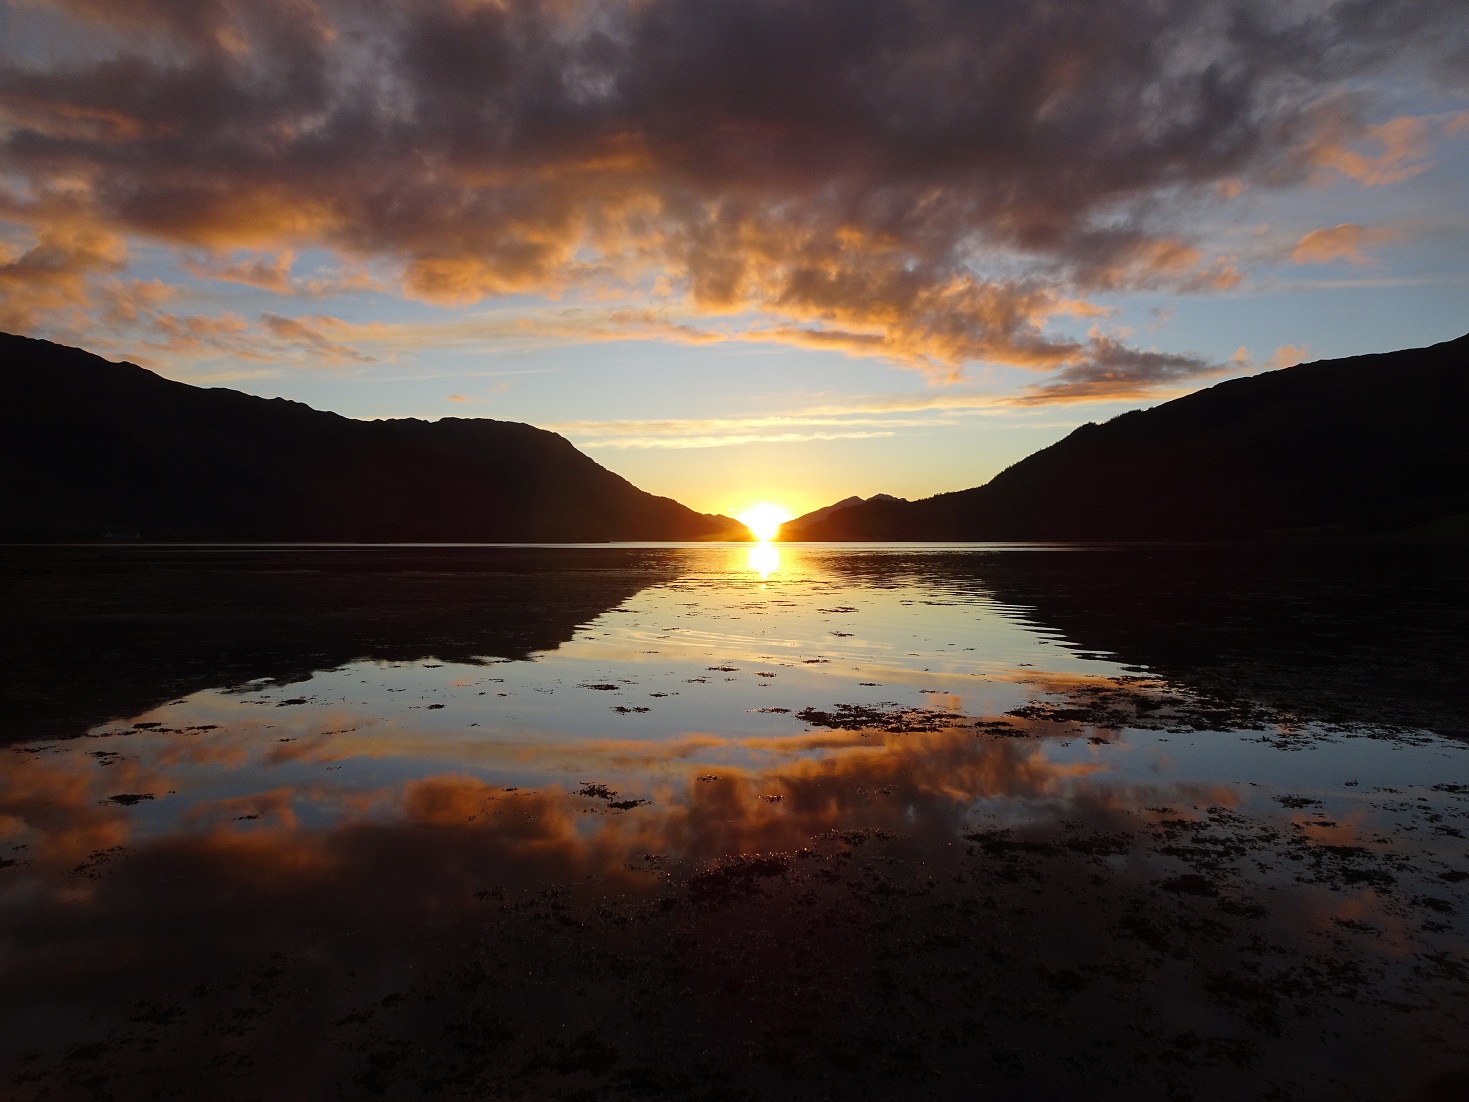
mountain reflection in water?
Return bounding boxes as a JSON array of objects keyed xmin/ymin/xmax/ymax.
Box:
[{"xmin": 1, "ymin": 543, "xmax": 1467, "ymax": 1101}]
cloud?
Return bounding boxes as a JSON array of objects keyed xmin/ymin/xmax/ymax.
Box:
[
  {"xmin": 1, "ymin": 0, "xmax": 1466, "ymax": 390},
  {"xmin": 545, "ymin": 388, "xmax": 1067, "ymax": 449},
  {"xmin": 183, "ymin": 250, "xmax": 297, "ymax": 293},
  {"xmin": 181, "ymin": 249, "xmax": 388, "ymax": 296},
  {"xmin": 550, "ymin": 414, "xmax": 953, "ymax": 439},
  {"xmin": 260, "ymin": 312, "xmax": 375, "ymax": 364},
  {"xmin": 0, "ymin": 207, "xmax": 126, "ymax": 330},
  {"xmin": 579, "ymin": 430, "xmax": 897, "ymax": 451},
  {"xmin": 1267, "ymin": 343, "xmax": 1311, "ymax": 369},
  {"xmin": 1311, "ymin": 115, "xmax": 1434, "ymax": 187},
  {"xmin": 549, "ymin": 380, "xmax": 1141, "ymax": 449},
  {"xmin": 52, "ymin": 288, "xmax": 379, "ymax": 369},
  {"xmin": 1012, "ymin": 337, "xmax": 1226, "ymax": 405},
  {"xmin": 314, "ymin": 303, "xmax": 1179, "ymax": 391},
  {"xmin": 1291, "ymin": 223, "xmax": 1399, "ymax": 264}
]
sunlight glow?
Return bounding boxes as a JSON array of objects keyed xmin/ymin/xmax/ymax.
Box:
[
  {"xmin": 735, "ymin": 502, "xmax": 793, "ymax": 542},
  {"xmin": 746, "ymin": 542, "xmax": 780, "ymax": 579}
]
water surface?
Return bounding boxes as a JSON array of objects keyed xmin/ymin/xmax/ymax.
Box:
[{"xmin": 2, "ymin": 543, "xmax": 1467, "ymax": 1100}]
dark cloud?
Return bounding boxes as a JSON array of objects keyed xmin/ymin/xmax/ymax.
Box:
[
  {"xmin": 1013, "ymin": 337, "xmax": 1231, "ymax": 404},
  {"xmin": 1, "ymin": 0, "xmax": 1464, "ymax": 391}
]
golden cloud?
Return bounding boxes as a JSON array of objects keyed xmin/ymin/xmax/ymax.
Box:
[
  {"xmin": 1, "ymin": 0, "xmax": 1464, "ymax": 395},
  {"xmin": 1291, "ymin": 224, "xmax": 1400, "ymax": 265}
]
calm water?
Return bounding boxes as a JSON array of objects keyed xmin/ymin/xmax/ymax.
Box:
[{"xmin": 2, "ymin": 543, "xmax": 1467, "ymax": 1100}]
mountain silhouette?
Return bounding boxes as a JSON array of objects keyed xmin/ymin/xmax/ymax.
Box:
[
  {"xmin": 788, "ymin": 493, "xmax": 907, "ymax": 529},
  {"xmin": 782, "ymin": 333, "xmax": 1469, "ymax": 541},
  {"xmin": 0, "ymin": 333, "xmax": 747, "ymax": 543}
]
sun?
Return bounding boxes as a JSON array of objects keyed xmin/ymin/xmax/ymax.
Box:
[{"xmin": 735, "ymin": 502, "xmax": 793, "ymax": 542}]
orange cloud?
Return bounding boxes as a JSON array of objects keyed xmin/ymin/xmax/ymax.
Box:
[
  {"xmin": 53, "ymin": 292, "xmax": 380, "ymax": 368},
  {"xmin": 2, "ymin": 0, "xmax": 1464, "ymax": 394},
  {"xmin": 260, "ymin": 312, "xmax": 375, "ymax": 364},
  {"xmin": 1291, "ymin": 224, "xmax": 1399, "ymax": 265},
  {"xmin": 0, "ymin": 211, "xmax": 126, "ymax": 330},
  {"xmin": 1267, "ymin": 344, "xmax": 1310, "ymax": 369},
  {"xmin": 182, "ymin": 251, "xmax": 296, "ymax": 292},
  {"xmin": 1312, "ymin": 116, "xmax": 1434, "ymax": 187}
]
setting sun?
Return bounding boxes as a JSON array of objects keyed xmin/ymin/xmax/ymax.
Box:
[{"xmin": 735, "ymin": 502, "xmax": 793, "ymax": 542}]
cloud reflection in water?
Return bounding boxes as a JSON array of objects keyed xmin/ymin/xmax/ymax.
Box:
[{"xmin": 2, "ymin": 545, "xmax": 1467, "ymax": 1101}]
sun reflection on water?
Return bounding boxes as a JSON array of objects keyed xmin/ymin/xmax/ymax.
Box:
[{"xmin": 747, "ymin": 541, "xmax": 780, "ymax": 579}]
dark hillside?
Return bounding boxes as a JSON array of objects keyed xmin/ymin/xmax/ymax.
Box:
[
  {"xmin": 783, "ymin": 333, "xmax": 1469, "ymax": 540},
  {"xmin": 0, "ymin": 333, "xmax": 744, "ymax": 542}
]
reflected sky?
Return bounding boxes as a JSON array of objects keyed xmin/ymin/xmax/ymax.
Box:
[{"xmin": 2, "ymin": 544, "xmax": 1467, "ymax": 1100}]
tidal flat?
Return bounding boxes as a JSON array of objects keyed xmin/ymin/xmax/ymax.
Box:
[{"xmin": 1, "ymin": 543, "xmax": 1467, "ymax": 1101}]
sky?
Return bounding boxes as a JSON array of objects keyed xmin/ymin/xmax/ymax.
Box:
[{"xmin": 1, "ymin": 0, "xmax": 1467, "ymax": 519}]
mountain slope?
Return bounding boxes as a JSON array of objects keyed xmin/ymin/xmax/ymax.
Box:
[
  {"xmin": 0, "ymin": 333, "xmax": 745, "ymax": 542},
  {"xmin": 788, "ymin": 494, "xmax": 907, "ymax": 530},
  {"xmin": 782, "ymin": 333, "xmax": 1469, "ymax": 541}
]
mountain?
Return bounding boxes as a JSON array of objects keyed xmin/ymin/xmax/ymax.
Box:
[
  {"xmin": 787, "ymin": 493, "xmax": 907, "ymax": 529},
  {"xmin": 780, "ymin": 333, "xmax": 1469, "ymax": 541},
  {"xmin": 0, "ymin": 333, "xmax": 747, "ymax": 542}
]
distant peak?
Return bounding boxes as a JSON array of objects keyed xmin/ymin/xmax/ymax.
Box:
[{"xmin": 785, "ymin": 493, "xmax": 909, "ymax": 530}]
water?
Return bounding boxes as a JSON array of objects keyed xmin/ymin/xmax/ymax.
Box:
[{"xmin": 2, "ymin": 543, "xmax": 1467, "ymax": 1100}]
